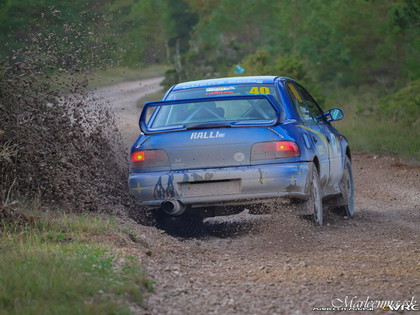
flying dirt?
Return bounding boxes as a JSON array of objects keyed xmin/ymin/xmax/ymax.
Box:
[{"xmin": 96, "ymin": 78, "xmax": 420, "ymax": 314}]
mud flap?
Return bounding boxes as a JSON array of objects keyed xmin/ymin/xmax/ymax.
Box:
[{"xmin": 293, "ymin": 162, "xmax": 315, "ymax": 215}]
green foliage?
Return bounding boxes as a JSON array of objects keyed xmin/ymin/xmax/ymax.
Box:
[
  {"xmin": 2, "ymin": 0, "xmax": 418, "ymax": 83},
  {"xmin": 0, "ymin": 0, "xmax": 198, "ymax": 67},
  {"xmin": 226, "ymin": 50, "xmax": 328, "ymax": 104},
  {"xmin": 378, "ymin": 79, "xmax": 420, "ymax": 126},
  {"xmin": 161, "ymin": 69, "xmax": 180, "ymax": 90},
  {"xmin": 186, "ymin": 0, "xmax": 420, "ymax": 87},
  {"xmin": 228, "ymin": 50, "xmax": 270, "ymax": 76},
  {"xmin": 326, "ymin": 86, "xmax": 420, "ymax": 160},
  {"xmin": 0, "ymin": 1, "xmax": 115, "ymax": 66},
  {"xmin": 272, "ymin": 55, "xmax": 307, "ymax": 81},
  {"xmin": 391, "ymin": 0, "xmax": 420, "ymax": 31},
  {"xmin": 228, "ymin": 50, "xmax": 306, "ymax": 79}
]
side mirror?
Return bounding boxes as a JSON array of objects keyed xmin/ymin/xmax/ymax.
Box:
[{"xmin": 324, "ymin": 108, "xmax": 344, "ymax": 122}]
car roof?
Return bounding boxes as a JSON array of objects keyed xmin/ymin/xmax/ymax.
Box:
[{"xmin": 171, "ymin": 76, "xmax": 290, "ymax": 91}]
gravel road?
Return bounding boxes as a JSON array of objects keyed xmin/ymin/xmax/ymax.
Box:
[
  {"xmin": 94, "ymin": 77, "xmax": 164, "ymax": 148},
  {"xmin": 97, "ymin": 78, "xmax": 420, "ymax": 314}
]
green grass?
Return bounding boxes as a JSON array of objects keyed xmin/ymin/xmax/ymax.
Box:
[
  {"xmin": 325, "ymin": 88, "xmax": 420, "ymax": 163},
  {"xmin": 338, "ymin": 118, "xmax": 420, "ymax": 161},
  {"xmin": 0, "ymin": 208, "xmax": 153, "ymax": 315}
]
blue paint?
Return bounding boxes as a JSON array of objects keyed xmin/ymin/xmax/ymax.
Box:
[{"xmin": 129, "ymin": 76, "xmax": 351, "ymax": 215}]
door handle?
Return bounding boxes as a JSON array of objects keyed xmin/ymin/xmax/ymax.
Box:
[{"xmin": 313, "ymin": 136, "xmax": 318, "ymax": 143}]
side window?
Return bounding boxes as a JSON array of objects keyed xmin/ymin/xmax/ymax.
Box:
[
  {"xmin": 295, "ymin": 84, "xmax": 324, "ymax": 124},
  {"xmin": 286, "ymin": 82, "xmax": 316, "ymax": 124}
]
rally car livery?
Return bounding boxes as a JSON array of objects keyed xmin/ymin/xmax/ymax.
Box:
[{"xmin": 129, "ymin": 76, "xmax": 354, "ymax": 226}]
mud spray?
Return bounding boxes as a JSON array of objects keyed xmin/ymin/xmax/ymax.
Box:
[{"xmin": 0, "ymin": 11, "xmax": 137, "ymax": 217}]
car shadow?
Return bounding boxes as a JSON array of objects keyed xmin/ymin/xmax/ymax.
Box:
[
  {"xmin": 156, "ymin": 212, "xmax": 271, "ymax": 239},
  {"xmin": 133, "ymin": 208, "xmax": 356, "ymax": 239}
]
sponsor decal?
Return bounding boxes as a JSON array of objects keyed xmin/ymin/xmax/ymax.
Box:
[
  {"xmin": 297, "ymin": 125, "xmax": 331, "ymax": 158},
  {"xmin": 190, "ymin": 131, "xmax": 225, "ymax": 140},
  {"xmin": 205, "ymin": 90, "xmax": 234, "ymax": 96},
  {"xmin": 132, "ymin": 182, "xmax": 148, "ymax": 194},
  {"xmin": 249, "ymin": 86, "xmax": 270, "ymax": 94},
  {"xmin": 233, "ymin": 152, "xmax": 245, "ymax": 162},
  {"xmin": 205, "ymin": 86, "xmax": 236, "ymax": 96},
  {"xmin": 288, "ymin": 83, "xmax": 303, "ymax": 102},
  {"xmin": 179, "ymin": 79, "xmax": 263, "ymax": 89},
  {"xmin": 205, "ymin": 86, "xmax": 236, "ymax": 92}
]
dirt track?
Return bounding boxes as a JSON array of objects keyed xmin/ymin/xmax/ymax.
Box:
[
  {"xmin": 97, "ymin": 79, "xmax": 420, "ymax": 314},
  {"xmin": 95, "ymin": 77, "xmax": 164, "ymax": 148}
]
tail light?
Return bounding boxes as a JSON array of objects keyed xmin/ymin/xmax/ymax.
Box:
[
  {"xmin": 131, "ymin": 150, "xmax": 170, "ymax": 168},
  {"xmin": 251, "ymin": 141, "xmax": 300, "ymax": 160}
]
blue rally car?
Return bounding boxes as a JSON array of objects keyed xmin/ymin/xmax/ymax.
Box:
[{"xmin": 129, "ymin": 76, "xmax": 354, "ymax": 226}]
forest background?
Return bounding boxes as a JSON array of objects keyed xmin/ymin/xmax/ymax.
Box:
[
  {"xmin": 0, "ymin": 1, "xmax": 419, "ymax": 312},
  {"xmin": 1, "ymin": 0, "xmax": 419, "ymax": 160}
]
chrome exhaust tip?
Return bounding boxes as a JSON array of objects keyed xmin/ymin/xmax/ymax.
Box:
[{"xmin": 161, "ymin": 200, "xmax": 185, "ymax": 216}]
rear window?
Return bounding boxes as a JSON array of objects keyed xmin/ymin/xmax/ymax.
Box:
[
  {"xmin": 151, "ymin": 97, "xmax": 277, "ymax": 128},
  {"xmin": 166, "ymin": 84, "xmax": 280, "ymax": 103}
]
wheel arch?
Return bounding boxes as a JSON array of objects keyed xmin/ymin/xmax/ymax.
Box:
[
  {"xmin": 345, "ymin": 146, "xmax": 352, "ymax": 161},
  {"xmin": 312, "ymin": 155, "xmax": 320, "ymax": 174}
]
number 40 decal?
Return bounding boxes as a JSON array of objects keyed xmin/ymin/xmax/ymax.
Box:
[{"xmin": 250, "ymin": 86, "xmax": 270, "ymax": 94}]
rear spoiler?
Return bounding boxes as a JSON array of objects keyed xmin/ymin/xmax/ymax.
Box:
[{"xmin": 139, "ymin": 94, "xmax": 286, "ymax": 134}]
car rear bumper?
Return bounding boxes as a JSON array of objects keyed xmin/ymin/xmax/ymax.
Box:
[{"xmin": 128, "ymin": 162, "xmax": 311, "ymax": 208}]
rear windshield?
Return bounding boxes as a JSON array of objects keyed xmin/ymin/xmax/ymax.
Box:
[
  {"xmin": 151, "ymin": 97, "xmax": 277, "ymax": 128},
  {"xmin": 166, "ymin": 84, "xmax": 280, "ymax": 103}
]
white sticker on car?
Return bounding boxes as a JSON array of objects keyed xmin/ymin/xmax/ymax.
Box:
[
  {"xmin": 205, "ymin": 86, "xmax": 236, "ymax": 92},
  {"xmin": 234, "ymin": 152, "xmax": 245, "ymax": 161},
  {"xmin": 190, "ymin": 131, "xmax": 225, "ymax": 140}
]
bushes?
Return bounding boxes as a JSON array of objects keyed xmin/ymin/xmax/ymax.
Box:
[
  {"xmin": 378, "ymin": 79, "xmax": 420, "ymax": 126},
  {"xmin": 228, "ymin": 50, "xmax": 306, "ymax": 81},
  {"xmin": 160, "ymin": 68, "xmax": 179, "ymax": 90}
]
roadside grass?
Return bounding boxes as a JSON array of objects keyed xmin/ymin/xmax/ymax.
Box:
[
  {"xmin": 87, "ymin": 64, "xmax": 169, "ymax": 89},
  {"xmin": 49, "ymin": 64, "xmax": 168, "ymax": 94},
  {"xmin": 0, "ymin": 204, "xmax": 153, "ymax": 315},
  {"xmin": 326, "ymin": 88, "xmax": 420, "ymax": 163},
  {"xmin": 136, "ymin": 90, "xmax": 166, "ymax": 111},
  {"xmin": 338, "ymin": 118, "xmax": 420, "ymax": 162}
]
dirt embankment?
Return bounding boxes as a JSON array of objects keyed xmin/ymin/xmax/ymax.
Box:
[{"xmin": 101, "ymin": 79, "xmax": 420, "ymax": 315}]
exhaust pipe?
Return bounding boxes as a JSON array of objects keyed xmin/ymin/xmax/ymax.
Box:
[{"xmin": 161, "ymin": 200, "xmax": 186, "ymax": 216}]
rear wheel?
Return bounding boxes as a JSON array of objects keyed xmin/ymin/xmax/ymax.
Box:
[
  {"xmin": 339, "ymin": 156, "xmax": 355, "ymax": 218},
  {"xmin": 303, "ymin": 163, "xmax": 323, "ymax": 226},
  {"xmin": 311, "ymin": 164, "xmax": 323, "ymax": 226}
]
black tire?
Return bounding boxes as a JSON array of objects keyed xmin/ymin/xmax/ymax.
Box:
[
  {"xmin": 308, "ymin": 163, "xmax": 323, "ymax": 226},
  {"xmin": 339, "ymin": 156, "xmax": 355, "ymax": 218}
]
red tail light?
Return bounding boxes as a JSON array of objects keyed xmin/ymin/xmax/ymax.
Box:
[
  {"xmin": 131, "ymin": 150, "xmax": 170, "ymax": 168},
  {"xmin": 251, "ymin": 141, "xmax": 300, "ymax": 160}
]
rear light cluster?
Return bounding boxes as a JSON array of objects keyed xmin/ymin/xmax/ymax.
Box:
[
  {"xmin": 131, "ymin": 149, "xmax": 170, "ymax": 168},
  {"xmin": 251, "ymin": 141, "xmax": 300, "ymax": 160}
]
